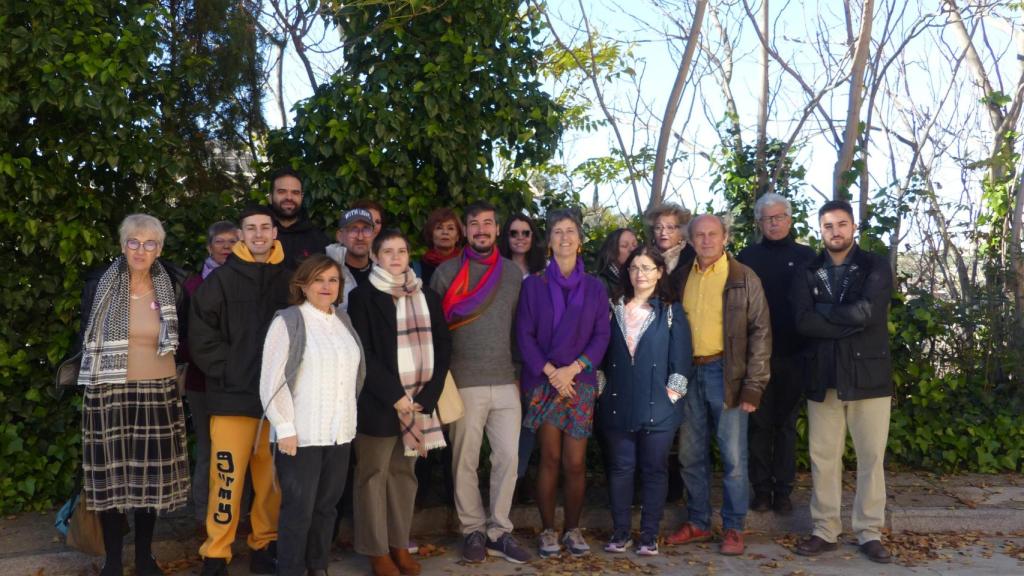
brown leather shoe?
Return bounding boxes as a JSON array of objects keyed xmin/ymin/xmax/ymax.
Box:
[
  {"xmin": 795, "ymin": 535, "xmax": 838, "ymax": 556},
  {"xmin": 859, "ymin": 539, "xmax": 892, "ymax": 564},
  {"xmin": 370, "ymin": 554, "xmax": 400, "ymax": 576},
  {"xmin": 665, "ymin": 522, "xmax": 712, "ymax": 545},
  {"xmin": 389, "ymin": 547, "xmax": 422, "ymax": 576}
]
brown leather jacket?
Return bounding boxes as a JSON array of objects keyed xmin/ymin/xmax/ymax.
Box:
[{"xmin": 678, "ymin": 254, "xmax": 772, "ymax": 408}]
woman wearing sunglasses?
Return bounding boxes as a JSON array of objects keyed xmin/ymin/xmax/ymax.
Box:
[{"xmin": 498, "ymin": 214, "xmax": 546, "ymax": 278}]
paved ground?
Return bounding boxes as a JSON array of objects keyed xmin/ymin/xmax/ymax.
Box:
[
  {"xmin": 3, "ymin": 531, "xmax": 1023, "ymax": 575},
  {"xmin": 2, "ymin": 471, "xmax": 1022, "ymax": 575}
]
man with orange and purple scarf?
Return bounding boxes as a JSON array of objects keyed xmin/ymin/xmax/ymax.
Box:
[{"xmin": 430, "ymin": 201, "xmax": 531, "ymax": 565}]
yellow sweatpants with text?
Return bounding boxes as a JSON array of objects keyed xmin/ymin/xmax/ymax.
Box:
[{"xmin": 199, "ymin": 415, "xmax": 281, "ymax": 560}]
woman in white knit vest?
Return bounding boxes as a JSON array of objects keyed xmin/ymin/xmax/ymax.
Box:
[{"xmin": 259, "ymin": 254, "xmax": 365, "ymax": 576}]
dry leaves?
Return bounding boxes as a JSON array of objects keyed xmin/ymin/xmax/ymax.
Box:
[
  {"xmin": 1002, "ymin": 539, "xmax": 1024, "ymax": 562},
  {"xmin": 416, "ymin": 543, "xmax": 448, "ymax": 557},
  {"xmin": 884, "ymin": 530, "xmax": 989, "ymax": 566},
  {"xmin": 532, "ymin": 555, "xmax": 661, "ymax": 576},
  {"xmin": 772, "ymin": 533, "xmax": 800, "ymax": 552}
]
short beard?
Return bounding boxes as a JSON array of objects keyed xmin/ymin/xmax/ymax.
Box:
[
  {"xmin": 271, "ymin": 202, "xmax": 298, "ymax": 220},
  {"xmin": 470, "ymin": 240, "xmax": 494, "ymax": 254},
  {"xmin": 825, "ymin": 237, "xmax": 853, "ymax": 254}
]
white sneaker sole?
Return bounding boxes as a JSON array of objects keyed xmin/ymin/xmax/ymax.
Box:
[{"xmin": 486, "ymin": 548, "xmax": 528, "ymax": 564}]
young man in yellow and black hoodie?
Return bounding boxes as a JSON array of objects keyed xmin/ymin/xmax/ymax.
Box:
[{"xmin": 189, "ymin": 205, "xmax": 292, "ymax": 576}]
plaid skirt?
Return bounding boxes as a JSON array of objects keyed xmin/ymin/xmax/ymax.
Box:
[
  {"xmin": 81, "ymin": 376, "xmax": 190, "ymax": 512},
  {"xmin": 522, "ymin": 380, "xmax": 597, "ymax": 439}
]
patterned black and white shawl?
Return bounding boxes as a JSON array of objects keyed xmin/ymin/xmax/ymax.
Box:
[{"xmin": 78, "ymin": 256, "xmax": 179, "ymax": 387}]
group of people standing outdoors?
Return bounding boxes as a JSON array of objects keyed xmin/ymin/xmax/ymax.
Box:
[{"xmin": 71, "ymin": 166, "xmax": 896, "ymax": 576}]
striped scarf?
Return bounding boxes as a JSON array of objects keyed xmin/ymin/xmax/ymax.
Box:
[
  {"xmin": 369, "ymin": 264, "xmax": 446, "ymax": 457},
  {"xmin": 79, "ymin": 256, "xmax": 179, "ymax": 387},
  {"xmin": 441, "ymin": 246, "xmax": 502, "ymax": 330}
]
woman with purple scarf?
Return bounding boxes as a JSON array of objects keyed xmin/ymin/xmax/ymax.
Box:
[
  {"xmin": 516, "ymin": 209, "xmax": 610, "ymax": 558},
  {"xmin": 180, "ymin": 220, "xmax": 238, "ymax": 528}
]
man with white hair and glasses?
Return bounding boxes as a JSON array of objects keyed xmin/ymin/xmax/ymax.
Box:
[{"xmin": 738, "ymin": 194, "xmax": 815, "ymax": 515}]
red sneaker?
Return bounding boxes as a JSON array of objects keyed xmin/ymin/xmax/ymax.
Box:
[
  {"xmin": 720, "ymin": 529, "xmax": 744, "ymax": 555},
  {"xmin": 665, "ymin": 523, "xmax": 712, "ymax": 545}
]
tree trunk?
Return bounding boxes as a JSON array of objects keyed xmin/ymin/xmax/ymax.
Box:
[
  {"xmin": 832, "ymin": 0, "xmax": 873, "ymax": 199},
  {"xmin": 755, "ymin": 0, "xmax": 769, "ymax": 197},
  {"xmin": 650, "ymin": 0, "xmax": 708, "ymax": 209}
]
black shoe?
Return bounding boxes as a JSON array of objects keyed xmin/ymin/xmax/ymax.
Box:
[
  {"xmin": 135, "ymin": 554, "xmax": 165, "ymax": 576},
  {"xmin": 860, "ymin": 540, "xmax": 892, "ymax": 564},
  {"xmin": 772, "ymin": 493, "xmax": 793, "ymax": 514},
  {"xmin": 795, "ymin": 535, "xmax": 838, "ymax": 556},
  {"xmin": 199, "ymin": 558, "xmax": 228, "ymax": 576},
  {"xmin": 99, "ymin": 561, "xmax": 124, "ymax": 576},
  {"xmin": 750, "ymin": 492, "xmax": 772, "ymax": 512},
  {"xmin": 249, "ymin": 545, "xmax": 277, "ymax": 574},
  {"xmin": 307, "ymin": 570, "xmax": 328, "ymax": 576}
]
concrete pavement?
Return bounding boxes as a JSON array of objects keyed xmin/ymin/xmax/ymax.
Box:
[{"xmin": 2, "ymin": 471, "xmax": 1021, "ymax": 575}]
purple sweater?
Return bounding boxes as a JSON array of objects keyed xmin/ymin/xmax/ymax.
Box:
[{"xmin": 516, "ymin": 272, "xmax": 610, "ymax": 395}]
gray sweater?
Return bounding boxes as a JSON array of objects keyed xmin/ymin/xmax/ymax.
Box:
[{"xmin": 430, "ymin": 253, "xmax": 521, "ymax": 388}]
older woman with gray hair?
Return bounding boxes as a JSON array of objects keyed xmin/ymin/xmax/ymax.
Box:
[
  {"xmin": 181, "ymin": 220, "xmax": 238, "ymax": 527},
  {"xmin": 644, "ymin": 203, "xmax": 695, "ymax": 296},
  {"xmin": 76, "ymin": 214, "xmax": 190, "ymax": 576},
  {"xmin": 516, "ymin": 209, "xmax": 610, "ymax": 558}
]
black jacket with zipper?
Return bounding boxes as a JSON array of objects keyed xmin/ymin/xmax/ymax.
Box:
[
  {"xmin": 791, "ymin": 244, "xmax": 894, "ymax": 402},
  {"xmin": 188, "ymin": 253, "xmax": 291, "ymax": 417},
  {"xmin": 347, "ymin": 282, "xmax": 452, "ymax": 438}
]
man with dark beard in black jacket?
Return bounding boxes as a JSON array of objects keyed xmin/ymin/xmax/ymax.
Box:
[
  {"xmin": 268, "ymin": 167, "xmax": 330, "ymax": 268},
  {"xmin": 792, "ymin": 200, "xmax": 894, "ymax": 564},
  {"xmin": 738, "ymin": 193, "xmax": 814, "ymax": 515},
  {"xmin": 189, "ymin": 205, "xmax": 292, "ymax": 576}
]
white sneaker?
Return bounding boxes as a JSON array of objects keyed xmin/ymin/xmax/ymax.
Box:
[
  {"xmin": 562, "ymin": 528, "xmax": 591, "ymax": 557},
  {"xmin": 538, "ymin": 529, "xmax": 561, "ymax": 558}
]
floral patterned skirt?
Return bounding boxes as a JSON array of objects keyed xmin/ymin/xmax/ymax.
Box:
[{"xmin": 522, "ymin": 380, "xmax": 596, "ymax": 439}]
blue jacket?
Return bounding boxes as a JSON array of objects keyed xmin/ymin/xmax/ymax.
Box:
[{"xmin": 598, "ymin": 299, "xmax": 693, "ymax": 433}]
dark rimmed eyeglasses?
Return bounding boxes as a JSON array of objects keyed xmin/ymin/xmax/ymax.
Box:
[
  {"xmin": 509, "ymin": 230, "xmax": 531, "ymax": 239},
  {"xmin": 125, "ymin": 238, "xmax": 159, "ymax": 252},
  {"xmin": 628, "ymin": 265, "xmax": 659, "ymax": 275}
]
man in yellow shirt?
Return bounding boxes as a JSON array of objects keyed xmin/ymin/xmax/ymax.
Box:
[{"xmin": 666, "ymin": 214, "xmax": 771, "ymax": 556}]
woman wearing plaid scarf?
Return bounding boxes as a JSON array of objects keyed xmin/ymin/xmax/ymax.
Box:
[
  {"xmin": 348, "ymin": 229, "xmax": 452, "ymax": 576},
  {"xmin": 76, "ymin": 214, "xmax": 190, "ymax": 576}
]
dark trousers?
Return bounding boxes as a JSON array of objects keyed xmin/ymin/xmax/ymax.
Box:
[
  {"xmin": 185, "ymin": 390, "xmax": 211, "ymax": 523},
  {"xmin": 517, "ymin": 388, "xmax": 537, "ymax": 479},
  {"xmin": 748, "ymin": 356, "xmax": 803, "ymax": 497},
  {"xmin": 603, "ymin": 428, "xmax": 675, "ymax": 538},
  {"xmin": 277, "ymin": 443, "xmax": 351, "ymax": 576}
]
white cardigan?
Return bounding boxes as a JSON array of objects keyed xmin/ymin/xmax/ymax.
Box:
[{"xmin": 259, "ymin": 301, "xmax": 360, "ymax": 447}]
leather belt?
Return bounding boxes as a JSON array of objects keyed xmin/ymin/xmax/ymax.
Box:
[{"xmin": 692, "ymin": 353, "xmax": 724, "ymax": 366}]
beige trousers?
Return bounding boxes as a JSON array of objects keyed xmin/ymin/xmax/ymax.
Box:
[
  {"xmin": 353, "ymin": 435, "xmax": 417, "ymax": 556},
  {"xmin": 807, "ymin": 389, "xmax": 891, "ymax": 544},
  {"xmin": 450, "ymin": 384, "xmax": 521, "ymax": 541}
]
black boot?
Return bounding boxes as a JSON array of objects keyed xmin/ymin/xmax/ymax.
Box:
[
  {"xmin": 199, "ymin": 557, "xmax": 228, "ymax": 576},
  {"xmin": 99, "ymin": 510, "xmax": 126, "ymax": 576},
  {"xmin": 133, "ymin": 509, "xmax": 164, "ymax": 576}
]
